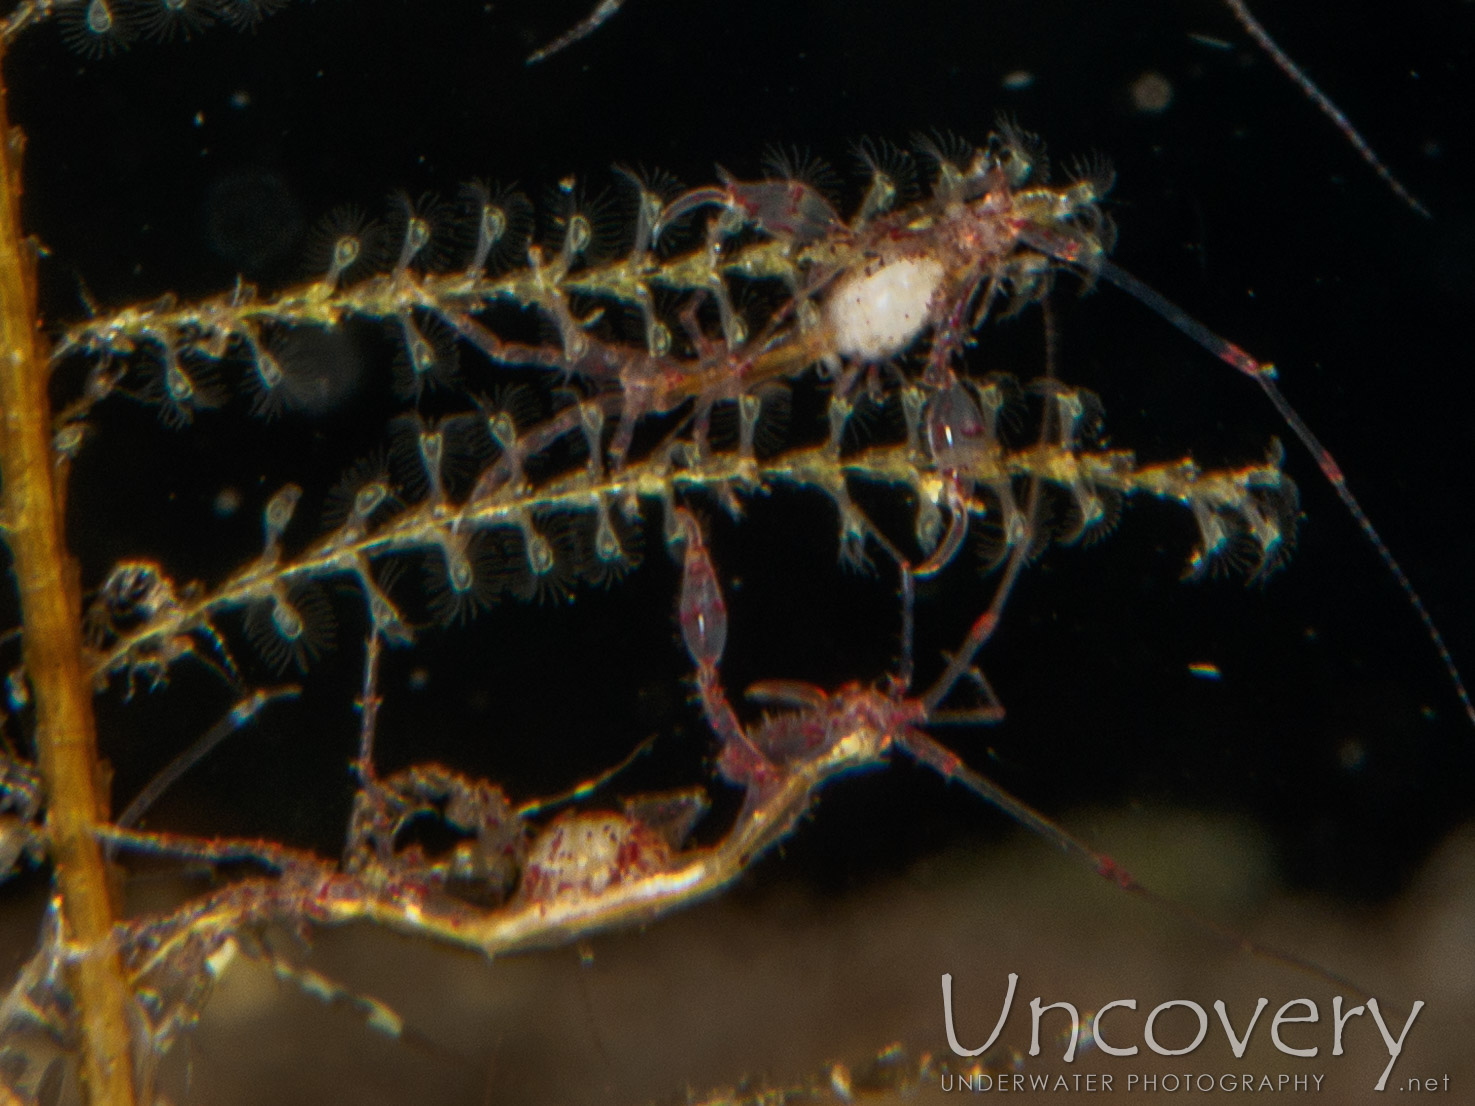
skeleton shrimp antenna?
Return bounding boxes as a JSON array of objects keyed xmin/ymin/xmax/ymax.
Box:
[
  {"xmin": 1096, "ymin": 258, "xmax": 1475, "ymax": 728},
  {"xmin": 1223, "ymin": 0, "xmax": 1431, "ymax": 219},
  {"xmin": 875, "ymin": 512, "xmax": 1379, "ymax": 998}
]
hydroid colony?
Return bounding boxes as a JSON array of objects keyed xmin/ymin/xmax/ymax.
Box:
[{"xmin": 0, "ymin": 2, "xmax": 1469, "ymax": 1104}]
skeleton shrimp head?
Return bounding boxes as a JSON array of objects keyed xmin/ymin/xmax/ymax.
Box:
[
  {"xmin": 743, "ymin": 679, "xmax": 925, "ymax": 778},
  {"xmin": 673, "ymin": 507, "xmax": 932, "ymax": 805}
]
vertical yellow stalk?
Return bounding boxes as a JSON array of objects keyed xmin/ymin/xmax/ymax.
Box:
[{"xmin": 0, "ymin": 45, "xmax": 137, "ymax": 1106}]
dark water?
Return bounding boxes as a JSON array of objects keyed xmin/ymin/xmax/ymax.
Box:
[{"xmin": 2, "ymin": 0, "xmax": 1473, "ymax": 1100}]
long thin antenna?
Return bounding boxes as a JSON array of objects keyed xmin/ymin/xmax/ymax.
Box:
[
  {"xmin": 1095, "ymin": 257, "xmax": 1474, "ymax": 727},
  {"xmin": 114, "ymin": 685, "xmax": 300, "ymax": 834},
  {"xmin": 1221, "ymin": 0, "xmax": 1431, "ymax": 219},
  {"xmin": 526, "ymin": 0, "xmax": 625, "ymax": 65}
]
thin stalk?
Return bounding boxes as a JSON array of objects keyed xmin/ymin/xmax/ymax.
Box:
[{"xmin": 0, "ymin": 44, "xmax": 137, "ymax": 1106}]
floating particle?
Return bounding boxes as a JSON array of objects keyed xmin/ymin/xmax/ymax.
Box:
[
  {"xmin": 1001, "ymin": 70, "xmax": 1034, "ymax": 91},
  {"xmin": 1187, "ymin": 662, "xmax": 1222, "ymax": 680},
  {"xmin": 1187, "ymin": 32, "xmax": 1233, "ymax": 51},
  {"xmin": 1338, "ymin": 739, "xmax": 1367, "ymax": 771},
  {"xmin": 213, "ymin": 487, "xmax": 242, "ymax": 518},
  {"xmin": 1131, "ymin": 71, "xmax": 1174, "ymax": 114}
]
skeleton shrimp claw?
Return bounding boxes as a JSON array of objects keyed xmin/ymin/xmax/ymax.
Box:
[
  {"xmin": 673, "ymin": 503, "xmax": 1007, "ymax": 805},
  {"xmin": 672, "ymin": 502, "xmax": 1154, "ymax": 897},
  {"xmin": 669, "ymin": 506, "xmax": 1384, "ymax": 991},
  {"xmin": 674, "ymin": 508, "xmax": 906, "ymax": 801}
]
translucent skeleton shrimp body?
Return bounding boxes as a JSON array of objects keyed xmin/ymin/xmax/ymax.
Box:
[{"xmin": 0, "ymin": 120, "xmax": 1344, "ymax": 1100}]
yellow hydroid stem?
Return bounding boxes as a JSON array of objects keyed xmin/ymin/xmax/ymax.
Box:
[{"xmin": 0, "ymin": 44, "xmax": 137, "ymax": 1106}]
